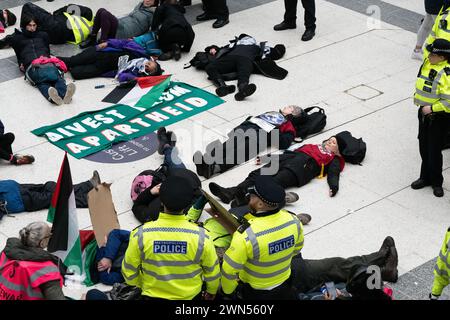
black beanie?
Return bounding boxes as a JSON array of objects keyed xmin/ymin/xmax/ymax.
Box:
[
  {"xmin": 160, "ymin": 176, "xmax": 195, "ymax": 212},
  {"xmin": 334, "ymin": 134, "xmax": 347, "ymax": 154},
  {"xmin": 269, "ymin": 44, "xmax": 286, "ymax": 60}
]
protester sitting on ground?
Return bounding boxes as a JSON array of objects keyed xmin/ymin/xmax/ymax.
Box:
[
  {"xmin": 195, "ymin": 34, "xmax": 287, "ymax": 101},
  {"xmin": 0, "ymin": 119, "xmax": 34, "ymax": 166},
  {"xmin": 429, "ymin": 227, "xmax": 450, "ymax": 300},
  {"xmin": 82, "ymin": 0, "xmax": 158, "ymax": 48},
  {"xmin": 131, "ymin": 127, "xmax": 201, "ymax": 223},
  {"xmin": 0, "ymin": 221, "xmax": 67, "ymax": 300},
  {"xmin": 90, "ymin": 229, "xmax": 131, "ymax": 286},
  {"xmin": 5, "ymin": 14, "xmax": 76, "ymax": 105},
  {"xmin": 18, "ymin": 2, "xmax": 93, "ymax": 45},
  {"xmin": 58, "ymin": 40, "xmax": 162, "ymax": 80},
  {"xmin": 193, "ymin": 105, "xmax": 306, "ymax": 178},
  {"xmin": 209, "ymin": 134, "xmax": 347, "ymax": 207},
  {"xmin": 292, "ymin": 236, "xmax": 399, "ymax": 299},
  {"xmin": 0, "ymin": 171, "xmax": 101, "ymax": 217},
  {"xmin": 122, "ymin": 175, "xmax": 221, "ymax": 300},
  {"xmin": 151, "ymin": 0, "xmax": 195, "ymax": 61},
  {"xmin": 0, "ymin": 8, "xmax": 17, "ymax": 33}
]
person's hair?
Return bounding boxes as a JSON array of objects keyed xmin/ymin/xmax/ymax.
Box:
[
  {"xmin": 20, "ymin": 13, "xmax": 36, "ymax": 29},
  {"xmin": 19, "ymin": 221, "xmax": 49, "ymax": 248},
  {"xmin": 4, "ymin": 9, "xmax": 17, "ymax": 27}
]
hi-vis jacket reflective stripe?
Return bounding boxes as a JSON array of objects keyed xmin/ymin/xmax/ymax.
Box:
[
  {"xmin": 221, "ymin": 210, "xmax": 304, "ymax": 294},
  {"xmin": 63, "ymin": 12, "xmax": 93, "ymax": 44},
  {"xmin": 432, "ymin": 228, "xmax": 450, "ymax": 296},
  {"xmin": 0, "ymin": 252, "xmax": 63, "ymax": 300},
  {"xmin": 414, "ymin": 58, "xmax": 450, "ymax": 113},
  {"xmin": 122, "ymin": 213, "xmax": 220, "ymax": 300},
  {"xmin": 425, "ymin": 8, "xmax": 450, "ymax": 58}
]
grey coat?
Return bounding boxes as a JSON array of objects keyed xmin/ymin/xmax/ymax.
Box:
[{"xmin": 116, "ymin": 3, "xmax": 156, "ymax": 39}]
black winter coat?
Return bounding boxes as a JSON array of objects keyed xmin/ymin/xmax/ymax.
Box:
[
  {"xmin": 10, "ymin": 29, "xmax": 50, "ymax": 69},
  {"xmin": 132, "ymin": 167, "xmax": 201, "ymax": 223},
  {"xmin": 425, "ymin": 0, "xmax": 445, "ymax": 14}
]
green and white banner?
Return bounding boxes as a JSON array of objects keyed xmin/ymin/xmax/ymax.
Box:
[{"xmin": 32, "ymin": 78, "xmax": 224, "ymax": 159}]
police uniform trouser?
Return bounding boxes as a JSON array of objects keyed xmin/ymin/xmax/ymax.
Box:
[
  {"xmin": 291, "ymin": 252, "xmax": 386, "ymax": 294},
  {"xmin": 20, "ymin": 181, "xmax": 93, "ymax": 212},
  {"xmin": 205, "ymin": 55, "xmax": 254, "ymax": 89},
  {"xmin": 202, "ymin": 0, "xmax": 229, "ymax": 19},
  {"xmin": 418, "ymin": 110, "xmax": 450, "ymax": 187},
  {"xmin": 283, "ymin": 0, "xmax": 316, "ymax": 30},
  {"xmin": 241, "ymin": 276, "xmax": 296, "ymax": 300}
]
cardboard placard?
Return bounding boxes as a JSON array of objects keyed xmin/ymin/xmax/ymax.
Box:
[
  {"xmin": 88, "ymin": 183, "xmax": 120, "ymax": 247},
  {"xmin": 201, "ymin": 188, "xmax": 240, "ymax": 234}
]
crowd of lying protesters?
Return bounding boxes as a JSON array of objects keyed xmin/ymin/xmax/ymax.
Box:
[{"xmin": 0, "ymin": 0, "xmax": 449, "ymax": 302}]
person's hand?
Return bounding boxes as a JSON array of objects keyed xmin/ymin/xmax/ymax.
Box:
[
  {"xmin": 97, "ymin": 258, "xmax": 112, "ymax": 273},
  {"xmin": 97, "ymin": 42, "xmax": 108, "ymax": 49},
  {"xmin": 19, "ymin": 64, "xmax": 25, "ymax": 72},
  {"xmin": 205, "ymin": 206, "xmax": 219, "ymax": 218},
  {"xmin": 421, "ymin": 106, "xmax": 432, "ymax": 115},
  {"xmin": 150, "ymin": 183, "xmax": 161, "ymax": 195},
  {"xmin": 209, "ymin": 48, "xmax": 217, "ymax": 55},
  {"xmin": 202, "ymin": 292, "xmax": 216, "ymax": 300}
]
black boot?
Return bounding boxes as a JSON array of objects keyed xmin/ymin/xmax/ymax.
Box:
[
  {"xmin": 381, "ymin": 246, "xmax": 398, "ymax": 283},
  {"xmin": 234, "ymin": 83, "xmax": 257, "ymax": 101},
  {"xmin": 172, "ymin": 44, "xmax": 181, "ymax": 61},
  {"xmin": 209, "ymin": 182, "xmax": 236, "ymax": 204},
  {"xmin": 214, "ymin": 79, "xmax": 235, "ymax": 97}
]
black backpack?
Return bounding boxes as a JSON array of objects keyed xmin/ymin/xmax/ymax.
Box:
[
  {"xmin": 335, "ymin": 131, "xmax": 367, "ymax": 165},
  {"xmin": 295, "ymin": 106, "xmax": 327, "ymax": 139},
  {"xmin": 188, "ymin": 51, "xmax": 216, "ymax": 70}
]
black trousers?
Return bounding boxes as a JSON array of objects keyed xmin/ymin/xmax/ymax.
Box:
[
  {"xmin": 19, "ymin": 181, "xmax": 93, "ymax": 212},
  {"xmin": 241, "ymin": 277, "xmax": 296, "ymax": 300},
  {"xmin": 291, "ymin": 251, "xmax": 386, "ymax": 294},
  {"xmin": 0, "ymin": 133, "xmax": 14, "ymax": 162},
  {"xmin": 158, "ymin": 26, "xmax": 189, "ymax": 52},
  {"xmin": 418, "ymin": 110, "xmax": 450, "ymax": 187},
  {"xmin": 283, "ymin": 0, "xmax": 316, "ymax": 30},
  {"xmin": 202, "ymin": 0, "xmax": 229, "ymax": 19},
  {"xmin": 205, "ymin": 55, "xmax": 253, "ymax": 88}
]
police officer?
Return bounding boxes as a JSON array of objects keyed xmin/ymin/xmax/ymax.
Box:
[
  {"xmin": 122, "ymin": 176, "xmax": 221, "ymax": 300},
  {"xmin": 412, "ymin": 38, "xmax": 450, "ymax": 197},
  {"xmin": 430, "ymin": 227, "xmax": 450, "ymax": 300},
  {"xmin": 423, "ymin": 1, "xmax": 450, "ymax": 58},
  {"xmin": 221, "ymin": 175, "xmax": 304, "ymax": 300},
  {"xmin": 273, "ymin": 0, "xmax": 316, "ymax": 41},
  {"xmin": 196, "ymin": 0, "xmax": 229, "ymax": 29}
]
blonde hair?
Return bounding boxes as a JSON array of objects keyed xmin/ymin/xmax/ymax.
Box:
[{"xmin": 19, "ymin": 221, "xmax": 50, "ymax": 248}]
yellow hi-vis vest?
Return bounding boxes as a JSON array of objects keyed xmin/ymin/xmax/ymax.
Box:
[
  {"xmin": 63, "ymin": 12, "xmax": 93, "ymax": 44},
  {"xmin": 221, "ymin": 210, "xmax": 304, "ymax": 294},
  {"xmin": 122, "ymin": 213, "xmax": 220, "ymax": 300},
  {"xmin": 432, "ymin": 228, "xmax": 450, "ymax": 296},
  {"xmin": 424, "ymin": 7, "xmax": 450, "ymax": 59},
  {"xmin": 414, "ymin": 58, "xmax": 450, "ymax": 113}
]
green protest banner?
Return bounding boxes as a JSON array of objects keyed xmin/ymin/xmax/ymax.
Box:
[{"xmin": 32, "ymin": 79, "xmax": 225, "ymax": 159}]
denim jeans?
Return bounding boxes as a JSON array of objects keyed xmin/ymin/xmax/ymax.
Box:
[
  {"xmin": 163, "ymin": 146, "xmax": 186, "ymax": 169},
  {"xmin": 27, "ymin": 65, "xmax": 67, "ymax": 101}
]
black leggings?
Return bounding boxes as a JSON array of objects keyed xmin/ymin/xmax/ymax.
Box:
[
  {"xmin": 0, "ymin": 133, "xmax": 14, "ymax": 162},
  {"xmin": 92, "ymin": 8, "xmax": 119, "ymax": 42}
]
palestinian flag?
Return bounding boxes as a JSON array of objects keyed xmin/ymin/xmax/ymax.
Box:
[
  {"xmin": 102, "ymin": 75, "xmax": 170, "ymax": 105},
  {"xmin": 47, "ymin": 153, "xmax": 83, "ymax": 275},
  {"xmin": 79, "ymin": 230, "xmax": 98, "ymax": 286}
]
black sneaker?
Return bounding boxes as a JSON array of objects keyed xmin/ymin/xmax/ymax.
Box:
[
  {"xmin": 215, "ymin": 84, "xmax": 236, "ymax": 97},
  {"xmin": 234, "ymin": 83, "xmax": 257, "ymax": 101},
  {"xmin": 381, "ymin": 246, "xmax": 398, "ymax": 283},
  {"xmin": 209, "ymin": 182, "xmax": 235, "ymax": 203},
  {"xmin": 157, "ymin": 127, "xmax": 170, "ymax": 155},
  {"xmin": 379, "ymin": 236, "xmax": 395, "ymax": 257}
]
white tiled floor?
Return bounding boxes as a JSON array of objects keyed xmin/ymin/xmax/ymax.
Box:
[{"xmin": 1, "ymin": 0, "xmax": 449, "ymax": 299}]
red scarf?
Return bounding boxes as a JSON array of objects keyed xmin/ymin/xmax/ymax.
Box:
[{"xmin": 296, "ymin": 144, "xmax": 345, "ymax": 173}]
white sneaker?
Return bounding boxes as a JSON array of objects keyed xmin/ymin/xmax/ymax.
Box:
[
  {"xmin": 411, "ymin": 49, "xmax": 422, "ymax": 61},
  {"xmin": 63, "ymin": 83, "xmax": 76, "ymax": 104},
  {"xmin": 48, "ymin": 87, "xmax": 63, "ymax": 105}
]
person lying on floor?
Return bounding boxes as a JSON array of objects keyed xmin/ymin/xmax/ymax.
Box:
[
  {"xmin": 131, "ymin": 127, "xmax": 201, "ymax": 223},
  {"xmin": 189, "ymin": 34, "xmax": 287, "ymax": 101},
  {"xmin": 209, "ymin": 134, "xmax": 347, "ymax": 207},
  {"xmin": 0, "ymin": 171, "xmax": 101, "ymax": 218},
  {"xmin": 193, "ymin": 105, "xmax": 307, "ymax": 178},
  {"xmin": 0, "ymin": 119, "xmax": 34, "ymax": 166},
  {"xmin": 0, "ymin": 8, "xmax": 16, "ymax": 34},
  {"xmin": 58, "ymin": 38, "xmax": 162, "ymax": 80}
]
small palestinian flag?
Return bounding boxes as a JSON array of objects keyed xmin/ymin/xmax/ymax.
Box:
[
  {"xmin": 47, "ymin": 153, "xmax": 83, "ymax": 275},
  {"xmin": 102, "ymin": 75, "xmax": 170, "ymax": 105}
]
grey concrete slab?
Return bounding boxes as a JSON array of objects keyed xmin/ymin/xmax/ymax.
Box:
[{"xmin": 1, "ymin": 0, "xmax": 39, "ymax": 9}]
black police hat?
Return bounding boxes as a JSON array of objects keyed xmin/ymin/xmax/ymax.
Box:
[
  {"xmin": 160, "ymin": 176, "xmax": 194, "ymax": 212},
  {"xmin": 248, "ymin": 175, "xmax": 285, "ymax": 207},
  {"xmin": 426, "ymin": 38, "xmax": 450, "ymax": 57}
]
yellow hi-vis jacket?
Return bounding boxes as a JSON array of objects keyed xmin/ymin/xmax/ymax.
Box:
[
  {"xmin": 424, "ymin": 7, "xmax": 450, "ymax": 58},
  {"xmin": 63, "ymin": 12, "xmax": 93, "ymax": 44},
  {"xmin": 221, "ymin": 209, "xmax": 304, "ymax": 294},
  {"xmin": 122, "ymin": 213, "xmax": 221, "ymax": 300},
  {"xmin": 414, "ymin": 58, "xmax": 450, "ymax": 113},
  {"xmin": 432, "ymin": 227, "xmax": 450, "ymax": 296}
]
